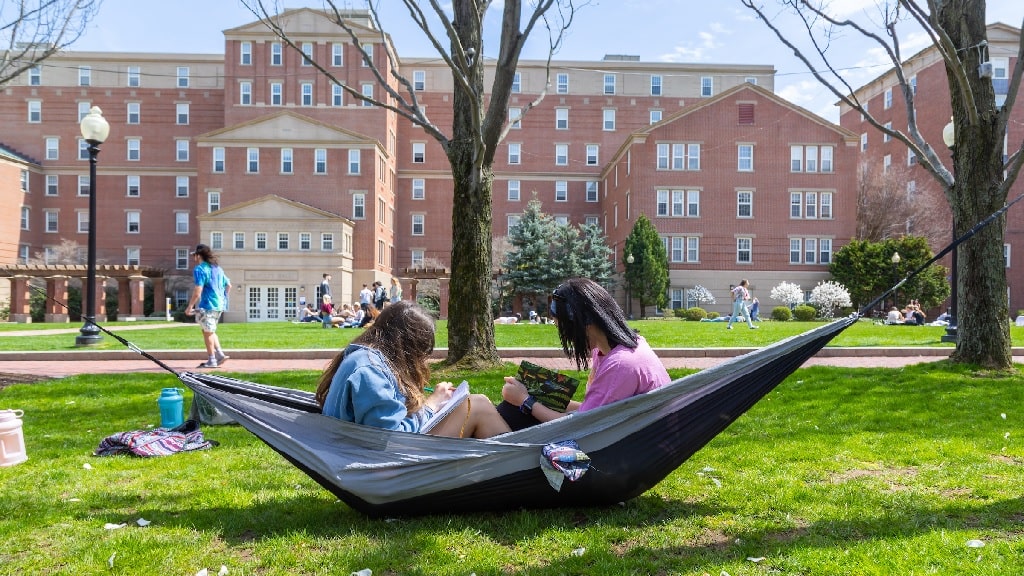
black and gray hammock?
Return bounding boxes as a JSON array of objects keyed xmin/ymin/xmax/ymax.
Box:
[{"xmin": 43, "ymin": 192, "xmax": 1016, "ymax": 516}]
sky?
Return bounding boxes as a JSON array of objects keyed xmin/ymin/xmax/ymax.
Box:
[{"xmin": 70, "ymin": 0, "xmax": 1022, "ymax": 123}]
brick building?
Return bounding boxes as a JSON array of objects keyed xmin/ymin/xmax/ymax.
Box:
[
  {"xmin": 839, "ymin": 22, "xmax": 1022, "ymax": 315},
  {"xmin": 1, "ymin": 8, "xmax": 859, "ymax": 321}
]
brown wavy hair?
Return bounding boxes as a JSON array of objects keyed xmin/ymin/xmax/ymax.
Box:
[{"xmin": 314, "ymin": 300, "xmax": 435, "ymax": 414}]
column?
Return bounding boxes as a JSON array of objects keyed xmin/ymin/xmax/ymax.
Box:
[
  {"xmin": 94, "ymin": 276, "xmax": 108, "ymax": 321},
  {"xmin": 45, "ymin": 275, "xmax": 70, "ymax": 323},
  {"xmin": 439, "ymin": 278, "xmax": 450, "ymax": 320},
  {"xmin": 9, "ymin": 275, "xmax": 32, "ymax": 323},
  {"xmin": 407, "ymin": 279, "xmax": 419, "ymax": 302},
  {"xmin": 152, "ymin": 277, "xmax": 166, "ymax": 314},
  {"xmin": 117, "ymin": 277, "xmax": 131, "ymax": 320},
  {"xmin": 128, "ymin": 274, "xmax": 146, "ymax": 317}
]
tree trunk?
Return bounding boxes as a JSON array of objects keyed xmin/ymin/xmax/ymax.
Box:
[
  {"xmin": 938, "ymin": 0, "xmax": 1013, "ymax": 368},
  {"xmin": 443, "ymin": 2, "xmax": 501, "ymax": 370}
]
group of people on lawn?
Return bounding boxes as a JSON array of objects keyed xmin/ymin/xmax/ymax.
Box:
[{"xmin": 885, "ymin": 300, "xmax": 929, "ymax": 325}]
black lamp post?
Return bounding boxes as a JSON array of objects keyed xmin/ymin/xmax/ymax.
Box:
[
  {"xmin": 75, "ymin": 106, "xmax": 109, "ymax": 347},
  {"xmin": 625, "ymin": 252, "xmax": 635, "ymax": 319},
  {"xmin": 941, "ymin": 118, "xmax": 958, "ymax": 343},
  {"xmin": 891, "ymin": 251, "xmax": 901, "ymax": 310}
]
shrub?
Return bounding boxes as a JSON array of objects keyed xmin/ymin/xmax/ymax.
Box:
[
  {"xmin": 707, "ymin": 311, "xmax": 720, "ymax": 320},
  {"xmin": 683, "ymin": 307, "xmax": 707, "ymax": 321},
  {"xmin": 792, "ymin": 304, "xmax": 817, "ymax": 321},
  {"xmin": 771, "ymin": 306, "xmax": 792, "ymax": 321},
  {"xmin": 672, "ymin": 307, "xmax": 687, "ymax": 319}
]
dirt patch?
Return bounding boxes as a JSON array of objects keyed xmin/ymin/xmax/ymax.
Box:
[{"xmin": 0, "ymin": 372, "xmax": 53, "ymax": 391}]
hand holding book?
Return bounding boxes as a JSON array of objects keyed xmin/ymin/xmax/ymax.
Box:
[{"xmin": 515, "ymin": 361, "xmax": 580, "ymax": 413}]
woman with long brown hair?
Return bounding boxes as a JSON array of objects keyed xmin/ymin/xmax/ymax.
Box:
[{"xmin": 315, "ymin": 300, "xmax": 509, "ymax": 438}]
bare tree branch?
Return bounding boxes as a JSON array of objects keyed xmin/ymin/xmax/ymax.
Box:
[{"xmin": 0, "ymin": 0, "xmax": 101, "ymax": 86}]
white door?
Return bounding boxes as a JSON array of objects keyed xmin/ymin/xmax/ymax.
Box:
[{"xmin": 246, "ymin": 286, "xmax": 299, "ymax": 322}]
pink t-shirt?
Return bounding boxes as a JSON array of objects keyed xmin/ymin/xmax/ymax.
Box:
[{"xmin": 577, "ymin": 336, "xmax": 670, "ymax": 412}]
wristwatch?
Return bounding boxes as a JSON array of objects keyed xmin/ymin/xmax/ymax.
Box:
[{"xmin": 520, "ymin": 395, "xmax": 537, "ymax": 416}]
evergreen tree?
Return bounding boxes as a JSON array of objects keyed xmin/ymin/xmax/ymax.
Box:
[
  {"xmin": 624, "ymin": 215, "xmax": 669, "ymax": 317},
  {"xmin": 577, "ymin": 223, "xmax": 615, "ymax": 287},
  {"xmin": 503, "ymin": 198, "xmax": 558, "ymax": 302}
]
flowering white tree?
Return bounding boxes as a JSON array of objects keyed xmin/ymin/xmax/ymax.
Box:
[
  {"xmin": 810, "ymin": 281, "xmax": 852, "ymax": 320},
  {"xmin": 770, "ymin": 282, "xmax": 804, "ymax": 309},
  {"xmin": 688, "ymin": 285, "xmax": 716, "ymax": 307}
]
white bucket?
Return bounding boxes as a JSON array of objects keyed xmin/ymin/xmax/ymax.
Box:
[{"xmin": 0, "ymin": 409, "xmax": 28, "ymax": 467}]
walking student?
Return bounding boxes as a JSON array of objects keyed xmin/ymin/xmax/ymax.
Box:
[
  {"xmin": 185, "ymin": 244, "xmax": 232, "ymax": 368},
  {"xmin": 726, "ymin": 279, "xmax": 757, "ymax": 330}
]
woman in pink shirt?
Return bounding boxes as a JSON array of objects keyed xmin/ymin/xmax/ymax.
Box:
[{"xmin": 500, "ymin": 278, "xmax": 670, "ymax": 429}]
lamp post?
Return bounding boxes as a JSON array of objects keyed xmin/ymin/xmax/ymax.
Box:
[
  {"xmin": 891, "ymin": 251, "xmax": 901, "ymax": 310},
  {"xmin": 941, "ymin": 117, "xmax": 958, "ymax": 343},
  {"xmin": 625, "ymin": 252, "xmax": 635, "ymax": 319},
  {"xmin": 75, "ymin": 106, "xmax": 110, "ymax": 347}
]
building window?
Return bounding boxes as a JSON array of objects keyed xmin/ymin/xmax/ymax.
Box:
[
  {"xmin": 281, "ymin": 148, "xmax": 293, "ymax": 174},
  {"xmin": 413, "ymin": 70, "xmax": 425, "ymax": 91},
  {"xmin": 76, "ymin": 211, "xmax": 88, "ymax": 233},
  {"xmin": 78, "ymin": 101, "xmax": 90, "ymax": 122},
  {"xmin": 213, "ymin": 147, "xmax": 225, "ymax": 173},
  {"xmin": 176, "ymin": 176, "xmax": 189, "ymax": 197},
  {"xmin": 603, "ymin": 109, "xmax": 616, "ymax": 131},
  {"xmin": 556, "ymin": 73, "xmax": 568, "ymax": 94},
  {"xmin": 555, "ymin": 144, "xmax": 568, "ymax": 166},
  {"xmin": 348, "ymin": 149, "xmax": 360, "ymax": 174},
  {"xmin": 301, "ymin": 82, "xmax": 313, "ymax": 106},
  {"xmin": 175, "ymin": 102, "xmax": 190, "ymax": 126},
  {"xmin": 650, "ymin": 110, "xmax": 662, "ymax": 124},
  {"xmin": 361, "ymin": 43, "xmax": 373, "ymax": 67},
  {"xmin": 555, "ymin": 181, "xmax": 568, "ymax": 202},
  {"xmin": 277, "ymin": 232, "xmax": 289, "ymax": 250},
  {"xmin": 603, "ymin": 74, "xmax": 615, "ymax": 95},
  {"xmin": 737, "ymin": 144, "xmax": 753, "ymax": 171},
  {"xmin": 736, "ymin": 237, "xmax": 752, "ymax": 263},
  {"xmin": 353, "ymin": 193, "xmax": 365, "ymax": 219},
  {"xmin": 175, "ymin": 212, "xmax": 188, "ymax": 234},
  {"xmin": 29, "ymin": 66, "xmax": 41, "ymax": 85},
  {"xmin": 508, "ymin": 143, "xmax": 521, "ymax": 165},
  {"xmin": 176, "ymin": 248, "xmax": 189, "ymax": 270},
  {"xmin": 299, "ymin": 232, "xmax": 311, "ymax": 251},
  {"xmin": 883, "ymin": 154, "xmax": 892, "ymax": 173},
  {"xmin": 508, "ymin": 107, "xmax": 522, "ymax": 129},
  {"xmin": 412, "ymin": 142, "xmax": 425, "ymax": 163},
  {"xmin": 507, "ymin": 215, "xmax": 521, "ymax": 235},
  {"xmin": 586, "ymin": 144, "xmax": 599, "ymax": 166},
  {"xmin": 909, "ymin": 75, "xmax": 917, "ymax": 95},
  {"xmin": 78, "ymin": 175, "xmax": 89, "ymax": 195},
  {"xmin": 331, "ymin": 43, "xmax": 343, "ymax": 66},
  {"xmin": 737, "ymin": 190, "xmax": 753, "ymax": 218},
  {"xmin": 247, "ymin": 148, "xmax": 259, "ymax": 173},
  {"xmin": 79, "ymin": 66, "xmax": 91, "ymax": 86},
  {"xmin": 908, "ymin": 149, "xmax": 917, "ymax": 166},
  {"xmin": 507, "ymin": 180, "xmax": 520, "ymax": 201},
  {"xmin": 240, "ymin": 81, "xmax": 252, "ymax": 105},
  {"xmin": 127, "ymin": 102, "xmax": 140, "ymax": 124},
  {"xmin": 321, "ymin": 233, "xmax": 334, "ymax": 251},
  {"xmin": 586, "ymin": 181, "xmax": 599, "ymax": 202},
  {"xmin": 555, "ymin": 108, "xmax": 568, "ymax": 130},
  {"xmin": 701, "ymin": 76, "xmax": 713, "ymax": 97},
  {"xmin": 361, "ymin": 83, "xmax": 373, "ymax": 105},
  {"xmin": 412, "ymin": 178, "xmax": 425, "ymax": 200},
  {"xmin": 821, "ymin": 146, "xmax": 833, "ymax": 172},
  {"xmin": 300, "ymin": 42, "xmax": 313, "ymax": 66},
  {"xmin": 651, "ymin": 75, "xmax": 662, "ymax": 96},
  {"xmin": 240, "ymin": 41, "xmax": 252, "ymax": 65},
  {"xmin": 511, "ymin": 72, "xmax": 521, "ymax": 93},
  {"xmin": 884, "ymin": 87, "xmax": 893, "ymax": 109},
  {"xmin": 860, "ymin": 133, "xmax": 868, "ymax": 151},
  {"xmin": 412, "ymin": 214, "xmax": 425, "ymax": 236},
  {"xmin": 177, "ymin": 67, "xmax": 189, "ymax": 88},
  {"xmin": 45, "ymin": 210, "xmax": 58, "ymax": 232},
  {"xmin": 233, "ymin": 232, "xmax": 245, "ymax": 250},
  {"xmin": 315, "ymin": 148, "xmax": 327, "ymax": 174},
  {"xmin": 126, "ymin": 175, "xmax": 140, "ymax": 197},
  {"xmin": 210, "ymin": 231, "xmax": 223, "ymax": 249},
  {"xmin": 686, "ymin": 190, "xmax": 700, "ymax": 217},
  {"xmin": 255, "ymin": 232, "xmax": 267, "ymax": 250},
  {"xmin": 27, "ymin": 100, "xmax": 41, "ymax": 123},
  {"xmin": 126, "ymin": 211, "xmax": 140, "ymax": 233},
  {"xmin": 411, "ymin": 250, "xmax": 425, "ymax": 267},
  {"xmin": 45, "ymin": 137, "xmax": 59, "ymax": 160},
  {"xmin": 127, "ymin": 139, "xmax": 140, "ymax": 161},
  {"xmin": 126, "ymin": 248, "xmax": 140, "ymax": 266},
  {"xmin": 208, "ymin": 191, "xmax": 220, "ymax": 212},
  {"xmin": 176, "ymin": 139, "xmax": 189, "ymax": 161},
  {"xmin": 820, "ymin": 193, "xmax": 833, "ymax": 219},
  {"xmin": 20, "ymin": 169, "xmax": 29, "ymax": 192},
  {"xmin": 127, "ymin": 66, "xmax": 140, "ymax": 87},
  {"xmin": 271, "ymin": 42, "xmax": 282, "ymax": 65},
  {"xmin": 46, "ymin": 174, "xmax": 58, "ymax": 196},
  {"xmin": 270, "ymin": 82, "xmax": 282, "ymax": 105}
]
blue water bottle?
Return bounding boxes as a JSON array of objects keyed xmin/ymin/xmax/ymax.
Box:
[{"xmin": 158, "ymin": 388, "xmax": 185, "ymax": 429}]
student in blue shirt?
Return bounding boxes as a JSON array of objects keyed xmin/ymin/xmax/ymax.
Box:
[
  {"xmin": 185, "ymin": 243, "xmax": 231, "ymax": 368},
  {"xmin": 315, "ymin": 301, "xmax": 510, "ymax": 438}
]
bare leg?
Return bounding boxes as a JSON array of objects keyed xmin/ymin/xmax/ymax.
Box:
[{"xmin": 427, "ymin": 393, "xmax": 511, "ymax": 439}]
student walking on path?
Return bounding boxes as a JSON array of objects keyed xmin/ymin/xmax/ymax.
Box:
[
  {"xmin": 185, "ymin": 244, "xmax": 232, "ymax": 368},
  {"xmin": 726, "ymin": 279, "xmax": 757, "ymax": 330}
]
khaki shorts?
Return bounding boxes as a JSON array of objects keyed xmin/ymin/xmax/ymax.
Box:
[{"xmin": 196, "ymin": 309, "xmax": 223, "ymax": 332}]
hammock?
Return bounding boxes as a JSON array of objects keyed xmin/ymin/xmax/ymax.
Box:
[{"xmin": 177, "ymin": 315, "xmax": 858, "ymax": 517}]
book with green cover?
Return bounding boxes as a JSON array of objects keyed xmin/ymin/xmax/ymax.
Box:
[{"xmin": 516, "ymin": 361, "xmax": 581, "ymax": 412}]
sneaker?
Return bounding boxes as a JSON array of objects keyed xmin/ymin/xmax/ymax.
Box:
[
  {"xmin": 750, "ymin": 326, "xmax": 759, "ymax": 329},
  {"xmin": 215, "ymin": 353, "xmax": 229, "ymax": 364},
  {"xmin": 726, "ymin": 326, "xmax": 733, "ymax": 330},
  {"xmin": 197, "ymin": 360, "xmax": 219, "ymax": 369}
]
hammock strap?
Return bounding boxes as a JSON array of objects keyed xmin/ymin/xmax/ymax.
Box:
[{"xmin": 858, "ymin": 188, "xmax": 1024, "ymax": 317}]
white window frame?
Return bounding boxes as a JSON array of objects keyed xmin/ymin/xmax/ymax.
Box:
[
  {"xmin": 176, "ymin": 139, "xmax": 189, "ymax": 162},
  {"xmin": 508, "ymin": 180, "xmax": 520, "ymax": 202},
  {"xmin": 177, "ymin": 66, "xmax": 189, "ymax": 88},
  {"xmin": 301, "ymin": 82, "xmax": 313, "ymax": 106},
  {"xmin": 175, "ymin": 176, "xmax": 189, "ymax": 197},
  {"xmin": 126, "ymin": 210, "xmax": 140, "ymax": 233},
  {"xmin": 213, "ymin": 147, "xmax": 225, "ymax": 173},
  {"xmin": 127, "ymin": 139, "xmax": 141, "ymax": 161},
  {"xmin": 247, "ymin": 147, "xmax": 259, "ymax": 173},
  {"xmin": 175, "ymin": 212, "xmax": 189, "ymax": 234},
  {"xmin": 586, "ymin": 144, "xmax": 599, "ymax": 166},
  {"xmin": 701, "ymin": 76, "xmax": 713, "ymax": 97},
  {"xmin": 46, "ymin": 174, "xmax": 58, "ymax": 195},
  {"xmin": 508, "ymin": 143, "xmax": 521, "ymax": 165},
  {"xmin": 736, "ymin": 237, "xmax": 752, "ymax": 263},
  {"xmin": 603, "ymin": 109, "xmax": 616, "ymax": 131},
  {"xmin": 555, "ymin": 181, "xmax": 568, "ymax": 202},
  {"xmin": 353, "ymin": 193, "xmax": 365, "ymax": 219},
  {"xmin": 555, "ymin": 108, "xmax": 569, "ymax": 130},
  {"xmin": 277, "ymin": 232, "xmax": 290, "ymax": 250},
  {"xmin": 348, "ymin": 149, "xmax": 361, "ymax": 174},
  {"xmin": 556, "ymin": 73, "xmax": 569, "ymax": 94},
  {"xmin": 240, "ymin": 41, "xmax": 252, "ymax": 65},
  {"xmin": 737, "ymin": 190, "xmax": 753, "ymax": 218},
  {"xmin": 412, "ymin": 178, "xmax": 425, "ymax": 200},
  {"xmin": 126, "ymin": 175, "xmax": 140, "ymax": 197},
  {"xmin": 332, "ymin": 43, "xmax": 344, "ymax": 66},
  {"xmin": 240, "ymin": 81, "xmax": 252, "ymax": 105},
  {"xmin": 411, "ymin": 214, "xmax": 425, "ymax": 236},
  {"xmin": 314, "ymin": 148, "xmax": 327, "ymax": 174},
  {"xmin": 281, "ymin": 148, "xmax": 293, "ymax": 174},
  {"xmin": 555, "ymin": 144, "xmax": 568, "ymax": 166},
  {"xmin": 412, "ymin": 142, "xmax": 425, "ymax": 163},
  {"xmin": 603, "ymin": 74, "xmax": 615, "ymax": 95},
  {"xmin": 127, "ymin": 102, "xmax": 140, "ymax": 124},
  {"xmin": 651, "ymin": 75, "xmax": 662, "ymax": 96},
  {"xmin": 737, "ymin": 144, "xmax": 753, "ymax": 172}
]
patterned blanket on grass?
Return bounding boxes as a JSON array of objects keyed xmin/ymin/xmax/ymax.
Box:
[{"xmin": 95, "ymin": 420, "xmax": 216, "ymax": 457}]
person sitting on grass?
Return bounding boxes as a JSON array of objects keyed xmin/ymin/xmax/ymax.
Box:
[{"xmin": 886, "ymin": 306, "xmax": 904, "ymax": 325}]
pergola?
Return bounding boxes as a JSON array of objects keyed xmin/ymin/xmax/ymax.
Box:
[
  {"xmin": 0, "ymin": 264, "xmax": 167, "ymax": 323},
  {"xmin": 402, "ymin": 267, "xmax": 450, "ymax": 318}
]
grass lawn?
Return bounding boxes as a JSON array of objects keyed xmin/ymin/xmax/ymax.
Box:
[
  {"xmin": 3, "ymin": 318, "xmax": 1017, "ymax": 352},
  {"xmin": 2, "ymin": 362, "xmax": 1023, "ymax": 574}
]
